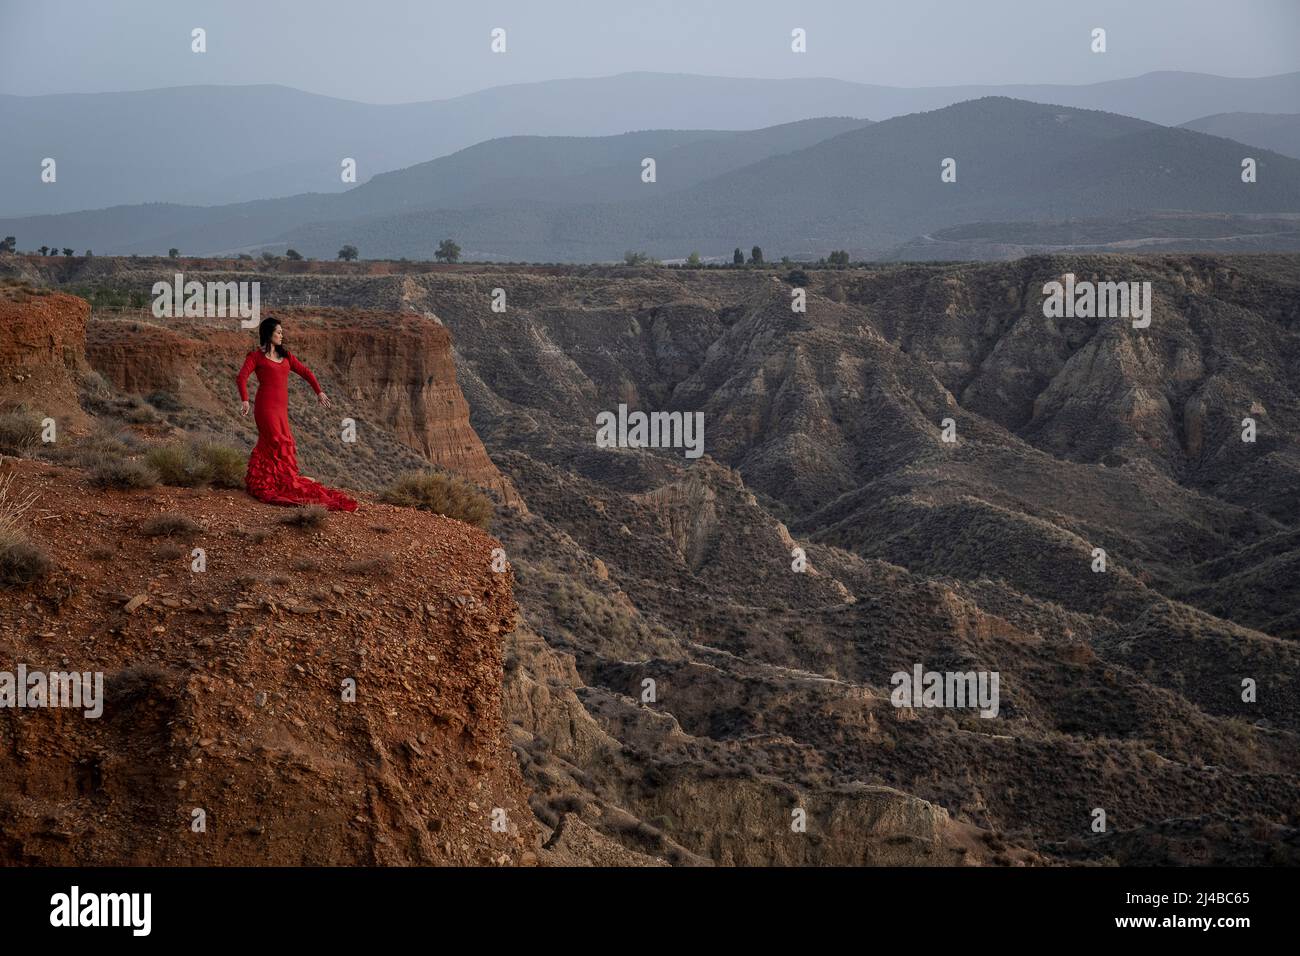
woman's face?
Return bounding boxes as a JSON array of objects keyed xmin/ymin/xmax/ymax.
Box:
[{"xmin": 271, "ymin": 324, "xmax": 283, "ymax": 345}]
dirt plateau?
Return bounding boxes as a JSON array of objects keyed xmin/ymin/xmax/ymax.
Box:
[{"xmin": 0, "ymin": 459, "xmax": 544, "ymax": 865}]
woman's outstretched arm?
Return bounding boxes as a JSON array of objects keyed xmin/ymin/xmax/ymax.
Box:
[
  {"xmin": 288, "ymin": 352, "xmax": 332, "ymax": 407},
  {"xmin": 287, "ymin": 352, "xmax": 322, "ymax": 394},
  {"xmin": 236, "ymin": 350, "xmax": 257, "ymax": 401}
]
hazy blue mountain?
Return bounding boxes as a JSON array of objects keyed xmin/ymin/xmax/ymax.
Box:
[
  {"xmin": 332, "ymin": 117, "xmax": 872, "ymax": 214},
  {"xmin": 1180, "ymin": 112, "xmax": 1300, "ymax": 160},
  {"xmin": 0, "ymin": 118, "xmax": 870, "ymax": 255},
  {"xmin": 4, "ymin": 70, "xmax": 1298, "ymax": 215},
  {"xmin": 269, "ymin": 98, "xmax": 1300, "ymax": 262}
]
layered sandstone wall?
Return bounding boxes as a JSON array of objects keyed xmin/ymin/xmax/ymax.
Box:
[
  {"xmin": 78, "ymin": 306, "xmax": 521, "ymax": 504},
  {"xmin": 0, "ymin": 288, "xmax": 91, "ymax": 426}
]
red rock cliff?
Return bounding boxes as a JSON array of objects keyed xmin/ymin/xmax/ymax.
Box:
[
  {"xmin": 81, "ymin": 307, "xmax": 520, "ymax": 505},
  {"xmin": 0, "ymin": 286, "xmax": 91, "ymax": 426}
]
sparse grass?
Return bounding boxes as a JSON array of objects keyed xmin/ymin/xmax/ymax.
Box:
[
  {"xmin": 140, "ymin": 512, "xmax": 204, "ymax": 538},
  {"xmin": 0, "ymin": 279, "xmax": 54, "ymax": 304},
  {"xmin": 380, "ymin": 470, "xmax": 492, "ymax": 529},
  {"xmin": 0, "ymin": 409, "xmax": 43, "ymax": 456},
  {"xmin": 279, "ymin": 505, "xmax": 327, "ymax": 529},
  {"xmin": 291, "ymin": 555, "xmax": 322, "ymax": 572},
  {"xmin": 49, "ymin": 427, "xmax": 140, "ymax": 470},
  {"xmin": 155, "ymin": 541, "xmax": 186, "ymax": 561},
  {"xmin": 78, "ymin": 368, "xmax": 113, "ymax": 398},
  {"xmin": 122, "ymin": 396, "xmax": 160, "ymax": 424},
  {"xmin": 87, "ymin": 455, "xmax": 159, "ymax": 490},
  {"xmin": 144, "ymin": 390, "xmax": 181, "ymax": 412},
  {"xmin": 0, "ymin": 473, "xmax": 50, "ymax": 587}
]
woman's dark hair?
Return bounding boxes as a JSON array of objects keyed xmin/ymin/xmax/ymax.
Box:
[{"xmin": 257, "ymin": 317, "xmax": 287, "ymax": 359}]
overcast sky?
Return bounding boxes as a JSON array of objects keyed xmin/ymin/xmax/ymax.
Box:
[{"xmin": 2, "ymin": 0, "xmax": 1298, "ymax": 102}]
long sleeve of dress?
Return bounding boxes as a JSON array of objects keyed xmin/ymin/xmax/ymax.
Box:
[
  {"xmin": 288, "ymin": 353, "xmax": 323, "ymax": 394},
  {"xmin": 236, "ymin": 351, "xmax": 257, "ymax": 401}
]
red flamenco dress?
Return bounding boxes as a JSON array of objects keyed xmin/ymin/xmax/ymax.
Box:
[{"xmin": 236, "ymin": 349, "xmax": 358, "ymax": 512}]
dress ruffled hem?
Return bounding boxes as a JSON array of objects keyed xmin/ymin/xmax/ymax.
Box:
[{"xmin": 245, "ymin": 437, "xmax": 358, "ymax": 512}]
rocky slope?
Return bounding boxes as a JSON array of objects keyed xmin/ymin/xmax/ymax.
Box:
[{"xmin": 387, "ymin": 256, "xmax": 1300, "ymax": 864}]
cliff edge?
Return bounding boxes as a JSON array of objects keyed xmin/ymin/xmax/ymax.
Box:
[{"xmin": 0, "ymin": 459, "xmax": 536, "ymax": 865}]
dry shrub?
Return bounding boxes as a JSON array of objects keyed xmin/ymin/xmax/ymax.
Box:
[
  {"xmin": 50, "ymin": 426, "xmax": 140, "ymax": 469},
  {"xmin": 380, "ymin": 470, "xmax": 492, "ymax": 529},
  {"xmin": 0, "ymin": 473, "xmax": 51, "ymax": 587},
  {"xmin": 0, "ymin": 409, "xmax": 43, "ymax": 456},
  {"xmin": 87, "ymin": 454, "xmax": 159, "ymax": 490},
  {"xmin": 233, "ymin": 525, "xmax": 269, "ymax": 544},
  {"xmin": 343, "ymin": 554, "xmax": 394, "ymax": 575},
  {"xmin": 144, "ymin": 390, "xmax": 181, "ymax": 412},
  {"xmin": 279, "ymin": 505, "xmax": 327, "ymax": 529}
]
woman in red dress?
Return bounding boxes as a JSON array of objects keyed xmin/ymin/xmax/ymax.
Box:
[{"xmin": 236, "ymin": 317, "xmax": 358, "ymax": 511}]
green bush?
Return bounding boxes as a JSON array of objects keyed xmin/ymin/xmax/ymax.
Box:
[
  {"xmin": 145, "ymin": 444, "xmax": 208, "ymax": 486},
  {"xmin": 195, "ymin": 443, "xmax": 245, "ymax": 488},
  {"xmin": 379, "ymin": 470, "xmax": 493, "ymax": 529},
  {"xmin": 141, "ymin": 442, "xmax": 245, "ymax": 489}
]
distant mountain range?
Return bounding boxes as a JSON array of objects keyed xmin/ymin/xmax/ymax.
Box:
[
  {"xmin": 0, "ymin": 117, "xmax": 870, "ymax": 257},
  {"xmin": 4, "ymin": 70, "xmax": 1300, "ymax": 215},
  {"xmin": 1180, "ymin": 112, "xmax": 1300, "ymax": 160},
  {"xmin": 5, "ymin": 93, "xmax": 1300, "ymax": 263}
]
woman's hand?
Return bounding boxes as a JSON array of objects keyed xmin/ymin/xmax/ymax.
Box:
[
  {"xmin": 240, "ymin": 400, "xmax": 250, "ymax": 417},
  {"xmin": 317, "ymin": 391, "xmax": 332, "ymax": 409}
]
